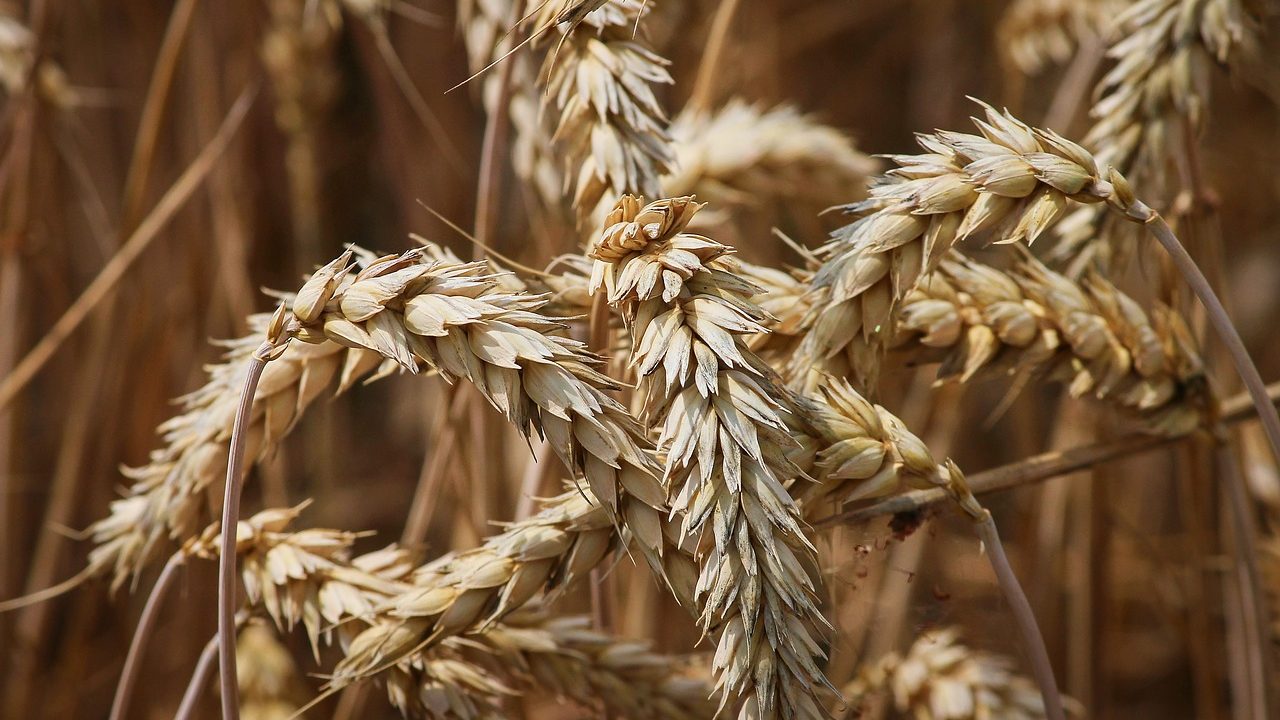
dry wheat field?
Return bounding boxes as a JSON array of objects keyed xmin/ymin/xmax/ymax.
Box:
[{"xmin": 2, "ymin": 0, "xmax": 1280, "ymax": 718}]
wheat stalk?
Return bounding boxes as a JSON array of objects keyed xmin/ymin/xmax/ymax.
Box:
[
  {"xmin": 897, "ymin": 249, "xmax": 1208, "ymax": 435},
  {"xmin": 1051, "ymin": 0, "xmax": 1259, "ymax": 270},
  {"xmin": 458, "ymin": 0, "xmax": 563, "ymax": 210},
  {"xmin": 535, "ymin": 0, "xmax": 675, "ymax": 225},
  {"xmin": 844, "ymin": 627, "xmax": 1050, "ymax": 720},
  {"xmin": 588, "ymin": 195, "xmax": 835, "ymax": 719}
]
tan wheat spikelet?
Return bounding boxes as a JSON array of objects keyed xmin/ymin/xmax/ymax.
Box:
[
  {"xmin": 792, "ymin": 100, "xmax": 1146, "ymax": 393},
  {"xmin": 589, "ymin": 195, "xmax": 833, "ymax": 719},
  {"xmin": 481, "ymin": 605, "xmax": 716, "ymax": 719},
  {"xmin": 535, "ymin": 0, "xmax": 675, "ymax": 224},
  {"xmin": 997, "ymin": 0, "xmax": 1122, "ymax": 75},
  {"xmin": 895, "ymin": 250, "xmax": 1207, "ymax": 435},
  {"xmin": 663, "ymin": 101, "xmax": 877, "ymax": 242},
  {"xmin": 845, "ymin": 628, "xmax": 1049, "ymax": 720},
  {"xmin": 1052, "ymin": 0, "xmax": 1259, "ymax": 269}
]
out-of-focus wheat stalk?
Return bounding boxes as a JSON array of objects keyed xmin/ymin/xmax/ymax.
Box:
[
  {"xmin": 1051, "ymin": 0, "xmax": 1259, "ymax": 270},
  {"xmin": 662, "ymin": 101, "xmax": 877, "ymax": 242},
  {"xmin": 997, "ymin": 0, "xmax": 1121, "ymax": 76},
  {"xmin": 844, "ymin": 628, "xmax": 1049, "ymax": 720},
  {"xmin": 589, "ymin": 195, "xmax": 832, "ymax": 718}
]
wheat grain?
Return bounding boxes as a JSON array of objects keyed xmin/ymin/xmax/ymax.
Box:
[
  {"xmin": 1051, "ymin": 0, "xmax": 1259, "ymax": 270},
  {"xmin": 589, "ymin": 195, "xmax": 833, "ymax": 719},
  {"xmin": 845, "ymin": 628, "xmax": 1049, "ymax": 720},
  {"xmin": 791, "ymin": 100, "xmax": 1149, "ymax": 394},
  {"xmin": 535, "ymin": 0, "xmax": 674, "ymax": 224},
  {"xmin": 896, "ymin": 249, "xmax": 1207, "ymax": 435}
]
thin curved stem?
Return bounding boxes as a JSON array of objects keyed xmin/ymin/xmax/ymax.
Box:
[
  {"xmin": 217, "ymin": 350, "xmax": 271, "ymax": 720},
  {"xmin": 175, "ymin": 635, "xmax": 219, "ymax": 720},
  {"xmin": 109, "ymin": 552, "xmax": 185, "ymax": 720},
  {"xmin": 1144, "ymin": 212, "xmax": 1280, "ymax": 466},
  {"xmin": 974, "ymin": 512, "xmax": 1066, "ymax": 720}
]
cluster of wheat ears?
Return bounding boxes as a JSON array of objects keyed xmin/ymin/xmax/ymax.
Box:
[{"xmin": 3, "ymin": 0, "xmax": 1280, "ymax": 718}]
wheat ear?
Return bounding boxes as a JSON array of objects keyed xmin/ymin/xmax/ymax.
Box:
[
  {"xmin": 997, "ymin": 0, "xmax": 1120, "ymax": 76},
  {"xmin": 662, "ymin": 101, "xmax": 877, "ymax": 233},
  {"xmin": 188, "ymin": 504, "xmax": 712, "ymax": 719},
  {"xmin": 1052, "ymin": 0, "xmax": 1259, "ymax": 270},
  {"xmin": 845, "ymin": 627, "xmax": 1052, "ymax": 720},
  {"xmin": 536, "ymin": 0, "xmax": 674, "ymax": 224},
  {"xmin": 896, "ymin": 249, "xmax": 1208, "ymax": 435},
  {"xmin": 589, "ymin": 195, "xmax": 833, "ymax": 719},
  {"xmin": 795, "ymin": 100, "xmax": 1280, "ymax": 471}
]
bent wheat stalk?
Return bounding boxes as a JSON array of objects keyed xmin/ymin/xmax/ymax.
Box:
[{"xmin": 589, "ymin": 195, "xmax": 831, "ymax": 718}]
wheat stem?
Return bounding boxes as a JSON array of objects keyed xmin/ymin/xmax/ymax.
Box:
[
  {"xmin": 217, "ymin": 346, "xmax": 272, "ymax": 720},
  {"xmin": 176, "ymin": 635, "xmax": 219, "ymax": 720},
  {"xmin": 974, "ymin": 511, "xmax": 1066, "ymax": 720},
  {"xmin": 108, "ymin": 552, "xmax": 184, "ymax": 720},
  {"xmin": 1140, "ymin": 210, "xmax": 1280, "ymax": 465}
]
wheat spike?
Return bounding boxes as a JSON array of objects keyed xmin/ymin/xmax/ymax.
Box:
[
  {"xmin": 846, "ymin": 628, "xmax": 1049, "ymax": 720},
  {"xmin": 896, "ymin": 250, "xmax": 1207, "ymax": 435},
  {"xmin": 190, "ymin": 504, "xmax": 710, "ymax": 719},
  {"xmin": 536, "ymin": 0, "xmax": 675, "ymax": 224},
  {"xmin": 589, "ymin": 195, "xmax": 833, "ymax": 719},
  {"xmin": 662, "ymin": 101, "xmax": 877, "ymax": 241},
  {"xmin": 1052, "ymin": 0, "xmax": 1259, "ymax": 270},
  {"xmin": 997, "ymin": 0, "xmax": 1122, "ymax": 76},
  {"xmin": 792, "ymin": 100, "xmax": 1148, "ymax": 393},
  {"xmin": 0, "ymin": 10, "xmax": 33, "ymax": 95}
]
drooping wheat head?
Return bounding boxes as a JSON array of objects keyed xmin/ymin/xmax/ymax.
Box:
[
  {"xmin": 792, "ymin": 101, "xmax": 1149, "ymax": 394},
  {"xmin": 997, "ymin": 0, "xmax": 1122, "ymax": 76},
  {"xmin": 589, "ymin": 195, "xmax": 834, "ymax": 719},
  {"xmin": 896, "ymin": 249, "xmax": 1208, "ymax": 435},
  {"xmin": 535, "ymin": 0, "xmax": 675, "ymax": 225},
  {"xmin": 1051, "ymin": 0, "xmax": 1259, "ymax": 270}
]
